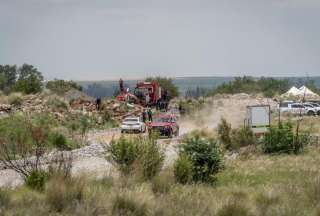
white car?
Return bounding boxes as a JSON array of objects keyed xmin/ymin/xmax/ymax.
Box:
[
  {"xmin": 280, "ymin": 103, "xmax": 316, "ymax": 116},
  {"xmin": 304, "ymin": 102, "xmax": 320, "ymax": 115},
  {"xmin": 120, "ymin": 116, "xmax": 146, "ymax": 133}
]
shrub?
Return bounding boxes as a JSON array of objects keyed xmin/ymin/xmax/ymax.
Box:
[
  {"xmin": 48, "ymin": 132, "xmax": 78, "ymax": 150},
  {"xmin": 112, "ymin": 195, "xmax": 148, "ymax": 216},
  {"xmin": 8, "ymin": 92, "xmax": 23, "ymax": 106},
  {"xmin": 107, "ymin": 136, "xmax": 139, "ymax": 175},
  {"xmin": 262, "ymin": 122, "xmax": 307, "ymax": 154},
  {"xmin": 25, "ymin": 170, "xmax": 49, "ymax": 191},
  {"xmin": 174, "ymin": 154, "xmax": 193, "ymax": 184},
  {"xmin": 217, "ymin": 118, "xmax": 232, "ymax": 150},
  {"xmin": 179, "ymin": 134, "xmax": 223, "ymax": 182},
  {"xmin": 136, "ymin": 138, "xmax": 165, "ymax": 181},
  {"xmin": 231, "ymin": 126, "xmax": 256, "ymax": 149}
]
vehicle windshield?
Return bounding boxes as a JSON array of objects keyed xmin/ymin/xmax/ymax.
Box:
[
  {"xmin": 153, "ymin": 117, "xmax": 171, "ymax": 123},
  {"xmin": 304, "ymin": 104, "xmax": 314, "ymax": 108}
]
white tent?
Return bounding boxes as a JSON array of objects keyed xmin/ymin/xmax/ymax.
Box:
[
  {"xmin": 281, "ymin": 85, "xmax": 320, "ymax": 99},
  {"xmin": 283, "ymin": 86, "xmax": 301, "ymax": 96},
  {"xmin": 298, "ymin": 86, "xmax": 318, "ymax": 97}
]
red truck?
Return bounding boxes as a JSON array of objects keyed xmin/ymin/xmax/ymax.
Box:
[
  {"xmin": 147, "ymin": 114, "xmax": 179, "ymax": 138},
  {"xmin": 116, "ymin": 79, "xmax": 167, "ymax": 107}
]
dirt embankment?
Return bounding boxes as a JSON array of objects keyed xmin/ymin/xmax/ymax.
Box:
[{"xmin": 179, "ymin": 94, "xmax": 278, "ymax": 135}]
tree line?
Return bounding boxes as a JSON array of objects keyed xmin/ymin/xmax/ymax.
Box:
[{"xmin": 0, "ymin": 64, "xmax": 82, "ymax": 95}]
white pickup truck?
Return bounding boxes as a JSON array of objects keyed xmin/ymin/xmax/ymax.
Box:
[{"xmin": 280, "ymin": 103, "xmax": 316, "ymax": 116}]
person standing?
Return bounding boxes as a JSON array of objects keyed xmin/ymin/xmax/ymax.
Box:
[
  {"xmin": 147, "ymin": 107, "xmax": 153, "ymax": 122},
  {"xmin": 142, "ymin": 109, "xmax": 147, "ymax": 123}
]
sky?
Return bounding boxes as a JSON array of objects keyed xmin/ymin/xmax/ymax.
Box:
[{"xmin": 0, "ymin": 0, "xmax": 319, "ymax": 80}]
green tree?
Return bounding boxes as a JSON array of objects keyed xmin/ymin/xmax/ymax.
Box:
[
  {"xmin": 0, "ymin": 65, "xmax": 17, "ymax": 93},
  {"xmin": 46, "ymin": 79, "xmax": 82, "ymax": 95},
  {"xmin": 12, "ymin": 64, "xmax": 43, "ymax": 94},
  {"xmin": 145, "ymin": 76, "xmax": 179, "ymax": 99}
]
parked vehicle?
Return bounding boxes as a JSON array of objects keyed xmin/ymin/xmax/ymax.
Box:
[
  {"xmin": 280, "ymin": 103, "xmax": 316, "ymax": 116},
  {"xmin": 304, "ymin": 102, "xmax": 320, "ymax": 115},
  {"xmin": 120, "ymin": 116, "xmax": 146, "ymax": 133},
  {"xmin": 147, "ymin": 114, "xmax": 179, "ymax": 138}
]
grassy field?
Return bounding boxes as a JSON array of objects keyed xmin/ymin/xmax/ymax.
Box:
[{"xmin": 2, "ymin": 146, "xmax": 320, "ymax": 216}]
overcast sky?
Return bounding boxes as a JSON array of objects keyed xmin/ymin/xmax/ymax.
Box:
[{"xmin": 0, "ymin": 0, "xmax": 319, "ymax": 80}]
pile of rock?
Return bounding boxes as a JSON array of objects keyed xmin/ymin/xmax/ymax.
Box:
[{"xmin": 0, "ymin": 104, "xmax": 12, "ymax": 115}]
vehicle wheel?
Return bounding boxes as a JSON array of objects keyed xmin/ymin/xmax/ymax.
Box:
[
  {"xmin": 168, "ymin": 129, "xmax": 173, "ymax": 138},
  {"xmin": 121, "ymin": 130, "xmax": 124, "ymax": 134},
  {"xmin": 308, "ymin": 111, "xmax": 315, "ymax": 116},
  {"xmin": 317, "ymin": 111, "xmax": 320, "ymax": 116}
]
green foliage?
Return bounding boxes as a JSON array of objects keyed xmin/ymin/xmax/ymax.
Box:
[
  {"xmin": 0, "ymin": 64, "xmax": 17, "ymax": 94},
  {"xmin": 218, "ymin": 118, "xmax": 256, "ymax": 150},
  {"xmin": 46, "ymin": 79, "xmax": 82, "ymax": 95},
  {"xmin": 179, "ymin": 134, "xmax": 223, "ymax": 182},
  {"xmin": 231, "ymin": 126, "xmax": 256, "ymax": 150},
  {"xmin": 262, "ymin": 122, "xmax": 307, "ymax": 154},
  {"xmin": 49, "ymin": 132, "xmax": 70, "ymax": 150},
  {"xmin": 24, "ymin": 170, "xmax": 49, "ymax": 191},
  {"xmin": 112, "ymin": 195, "xmax": 148, "ymax": 216},
  {"xmin": 107, "ymin": 136, "xmax": 139, "ymax": 175},
  {"xmin": 107, "ymin": 136, "xmax": 164, "ymax": 180},
  {"xmin": 136, "ymin": 138, "xmax": 165, "ymax": 180},
  {"xmin": 12, "ymin": 64, "xmax": 43, "ymax": 94},
  {"xmin": 174, "ymin": 154, "xmax": 193, "ymax": 184},
  {"xmin": 217, "ymin": 118, "xmax": 233, "ymax": 150},
  {"xmin": 209, "ymin": 76, "xmax": 289, "ymax": 97},
  {"xmin": 145, "ymin": 76, "xmax": 179, "ymax": 98}
]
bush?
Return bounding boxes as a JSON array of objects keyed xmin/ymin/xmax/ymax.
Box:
[
  {"xmin": 136, "ymin": 138, "xmax": 165, "ymax": 181},
  {"xmin": 174, "ymin": 154, "xmax": 193, "ymax": 184},
  {"xmin": 217, "ymin": 118, "xmax": 232, "ymax": 150},
  {"xmin": 112, "ymin": 195, "xmax": 148, "ymax": 216},
  {"xmin": 49, "ymin": 132, "xmax": 70, "ymax": 150},
  {"xmin": 107, "ymin": 136, "xmax": 140, "ymax": 175},
  {"xmin": 231, "ymin": 126, "xmax": 256, "ymax": 149},
  {"xmin": 25, "ymin": 170, "xmax": 49, "ymax": 191},
  {"xmin": 179, "ymin": 134, "xmax": 223, "ymax": 183},
  {"xmin": 262, "ymin": 122, "xmax": 307, "ymax": 154},
  {"xmin": 8, "ymin": 92, "xmax": 23, "ymax": 106},
  {"xmin": 107, "ymin": 136, "xmax": 164, "ymax": 180}
]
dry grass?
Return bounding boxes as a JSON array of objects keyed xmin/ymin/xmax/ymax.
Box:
[{"xmin": 2, "ymin": 146, "xmax": 320, "ymax": 215}]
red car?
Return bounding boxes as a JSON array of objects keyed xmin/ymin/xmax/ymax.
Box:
[{"xmin": 147, "ymin": 114, "xmax": 179, "ymax": 138}]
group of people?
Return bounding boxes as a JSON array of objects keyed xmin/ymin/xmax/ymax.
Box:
[{"xmin": 142, "ymin": 107, "xmax": 153, "ymax": 122}]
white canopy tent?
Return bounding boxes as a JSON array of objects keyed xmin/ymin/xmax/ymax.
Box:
[{"xmin": 281, "ymin": 86, "xmax": 320, "ymax": 99}]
